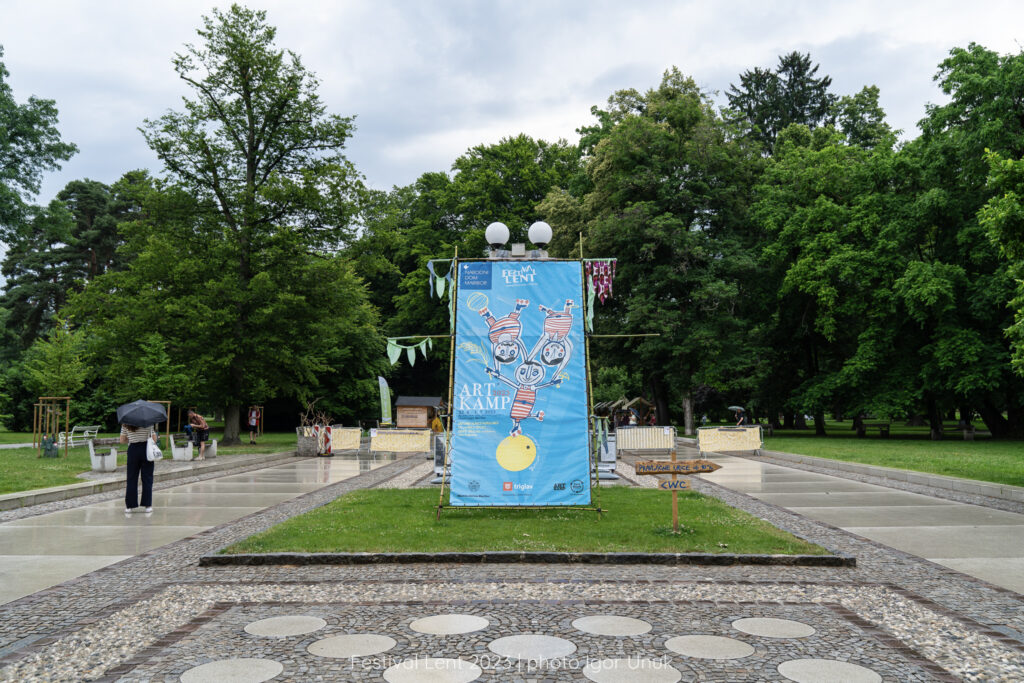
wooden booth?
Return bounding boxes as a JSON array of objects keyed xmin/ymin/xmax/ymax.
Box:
[{"xmin": 394, "ymin": 396, "xmax": 443, "ymax": 429}]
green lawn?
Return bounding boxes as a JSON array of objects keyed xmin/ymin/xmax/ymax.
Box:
[
  {"xmin": 0, "ymin": 430, "xmax": 36, "ymax": 445},
  {"xmin": 221, "ymin": 487, "xmax": 828, "ymax": 555},
  {"xmin": 0, "ymin": 431, "xmax": 297, "ymax": 495},
  {"xmin": 762, "ymin": 423, "xmax": 1024, "ymax": 488}
]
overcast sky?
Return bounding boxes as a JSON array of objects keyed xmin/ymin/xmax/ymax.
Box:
[{"xmin": 3, "ymin": 0, "xmax": 1024, "ymax": 205}]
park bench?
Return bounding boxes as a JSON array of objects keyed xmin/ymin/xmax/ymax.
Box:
[
  {"xmin": 168, "ymin": 433, "xmax": 217, "ymax": 460},
  {"xmin": 856, "ymin": 422, "xmax": 890, "ymax": 438},
  {"xmin": 87, "ymin": 438, "xmax": 119, "ymax": 472},
  {"xmin": 56, "ymin": 425, "xmax": 100, "ymax": 448}
]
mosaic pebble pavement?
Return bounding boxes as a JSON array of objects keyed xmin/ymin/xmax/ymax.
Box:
[{"xmin": 0, "ymin": 448, "xmax": 1021, "ymax": 681}]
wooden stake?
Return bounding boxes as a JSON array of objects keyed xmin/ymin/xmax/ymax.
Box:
[{"xmin": 671, "ymin": 447, "xmax": 678, "ymax": 532}]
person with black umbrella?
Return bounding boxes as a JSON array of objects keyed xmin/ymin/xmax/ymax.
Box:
[{"xmin": 117, "ymin": 400, "xmax": 164, "ymax": 514}]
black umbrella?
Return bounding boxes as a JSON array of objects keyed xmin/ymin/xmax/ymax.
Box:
[{"xmin": 117, "ymin": 400, "xmax": 167, "ymax": 427}]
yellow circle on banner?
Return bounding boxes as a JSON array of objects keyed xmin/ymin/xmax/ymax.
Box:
[
  {"xmin": 466, "ymin": 292, "xmax": 488, "ymax": 312},
  {"xmin": 496, "ymin": 434, "xmax": 537, "ymax": 471}
]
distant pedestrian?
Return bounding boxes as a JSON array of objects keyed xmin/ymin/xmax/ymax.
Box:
[
  {"xmin": 121, "ymin": 423, "xmax": 157, "ymax": 513},
  {"xmin": 188, "ymin": 409, "xmax": 209, "ymax": 460},
  {"xmin": 248, "ymin": 406, "xmax": 261, "ymax": 444},
  {"xmin": 701, "ymin": 414, "xmax": 708, "ymax": 426}
]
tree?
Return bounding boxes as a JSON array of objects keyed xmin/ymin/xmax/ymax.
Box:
[
  {"xmin": 727, "ymin": 51, "xmax": 837, "ymax": 151},
  {"xmin": 133, "ymin": 5, "xmax": 367, "ymax": 443},
  {"xmin": 0, "ymin": 45, "xmax": 77, "ymax": 240},
  {"xmin": 980, "ymin": 151, "xmax": 1024, "ymax": 376},
  {"xmin": 542, "ymin": 68, "xmax": 765, "ymax": 432},
  {"xmin": 831, "ymin": 85, "xmax": 893, "ymax": 149},
  {"xmin": 0, "ymin": 200, "xmax": 78, "ymax": 347},
  {"xmin": 21, "ymin": 316, "xmax": 87, "ymax": 399},
  {"xmin": 1, "ymin": 173, "xmax": 145, "ymax": 350}
]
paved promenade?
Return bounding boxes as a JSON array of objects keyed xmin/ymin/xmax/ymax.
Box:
[{"xmin": 0, "ymin": 448, "xmax": 1020, "ymax": 681}]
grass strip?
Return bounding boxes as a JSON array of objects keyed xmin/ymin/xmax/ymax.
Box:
[
  {"xmin": 221, "ymin": 487, "xmax": 828, "ymax": 555},
  {"xmin": 765, "ymin": 431, "xmax": 1024, "ymax": 488},
  {"xmin": 0, "ymin": 432, "xmax": 299, "ymax": 494}
]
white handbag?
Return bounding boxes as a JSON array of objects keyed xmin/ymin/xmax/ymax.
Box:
[{"xmin": 146, "ymin": 436, "xmax": 163, "ymax": 461}]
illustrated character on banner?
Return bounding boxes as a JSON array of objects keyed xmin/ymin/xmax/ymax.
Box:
[
  {"xmin": 479, "ymin": 298, "xmax": 530, "ymax": 373},
  {"xmin": 486, "ymin": 361, "xmax": 563, "ymax": 436},
  {"xmin": 528, "ymin": 299, "xmax": 575, "ymax": 379}
]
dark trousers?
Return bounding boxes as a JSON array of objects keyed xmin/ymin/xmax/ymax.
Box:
[{"xmin": 125, "ymin": 441, "xmax": 154, "ymax": 509}]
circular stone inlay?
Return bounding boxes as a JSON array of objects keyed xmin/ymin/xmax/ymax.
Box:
[
  {"xmin": 180, "ymin": 658, "xmax": 283, "ymax": 683},
  {"xmin": 664, "ymin": 635, "xmax": 755, "ymax": 659},
  {"xmin": 778, "ymin": 658, "xmax": 883, "ymax": 683},
  {"xmin": 244, "ymin": 615, "xmax": 327, "ymax": 637},
  {"xmin": 383, "ymin": 657, "xmax": 482, "ymax": 683},
  {"xmin": 488, "ymin": 634, "xmax": 577, "ymax": 660},
  {"xmin": 583, "ymin": 657, "xmax": 682, "ymax": 682},
  {"xmin": 732, "ymin": 617, "xmax": 816, "ymax": 638},
  {"xmin": 409, "ymin": 614, "xmax": 489, "ymax": 635},
  {"xmin": 572, "ymin": 615, "xmax": 652, "ymax": 636},
  {"xmin": 307, "ymin": 633, "xmax": 397, "ymax": 659}
]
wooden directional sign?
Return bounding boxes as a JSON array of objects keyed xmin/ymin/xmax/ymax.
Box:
[
  {"xmin": 635, "ymin": 459, "xmax": 721, "ymax": 475},
  {"xmin": 635, "ymin": 455, "xmax": 720, "ymax": 532}
]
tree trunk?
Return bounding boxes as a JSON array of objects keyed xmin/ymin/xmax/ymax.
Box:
[
  {"xmin": 814, "ymin": 408, "xmax": 826, "ymax": 436},
  {"xmin": 783, "ymin": 412, "xmax": 794, "ymax": 429},
  {"xmin": 977, "ymin": 399, "xmax": 1013, "ymax": 439},
  {"xmin": 222, "ymin": 404, "xmax": 242, "ymax": 446},
  {"xmin": 927, "ymin": 396, "xmax": 943, "ymax": 441},
  {"xmin": 649, "ymin": 375, "xmax": 670, "ymax": 429},
  {"xmin": 794, "ymin": 413, "xmax": 807, "ymax": 430},
  {"xmin": 682, "ymin": 393, "xmax": 694, "ymax": 436}
]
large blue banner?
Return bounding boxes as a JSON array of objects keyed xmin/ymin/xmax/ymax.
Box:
[{"xmin": 450, "ymin": 260, "xmax": 591, "ymax": 506}]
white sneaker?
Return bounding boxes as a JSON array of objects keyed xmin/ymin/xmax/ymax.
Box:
[
  {"xmin": 125, "ymin": 508, "xmax": 133, "ymax": 514},
  {"xmin": 144, "ymin": 507, "xmax": 153, "ymax": 513}
]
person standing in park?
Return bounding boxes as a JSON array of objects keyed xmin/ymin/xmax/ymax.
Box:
[
  {"xmin": 120, "ymin": 423, "xmax": 157, "ymax": 513},
  {"xmin": 188, "ymin": 409, "xmax": 209, "ymax": 460},
  {"xmin": 248, "ymin": 406, "xmax": 261, "ymax": 444}
]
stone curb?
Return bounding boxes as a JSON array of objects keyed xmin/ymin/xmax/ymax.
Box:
[
  {"xmin": 0, "ymin": 451, "xmax": 297, "ymax": 511},
  {"xmin": 199, "ymin": 551, "xmax": 855, "ymax": 567}
]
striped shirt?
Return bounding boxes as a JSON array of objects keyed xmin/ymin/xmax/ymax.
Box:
[
  {"xmin": 120, "ymin": 425, "xmax": 154, "ymax": 443},
  {"xmin": 543, "ymin": 311, "xmax": 572, "ymax": 339},
  {"xmin": 486, "ymin": 313, "xmax": 522, "ymax": 344},
  {"xmin": 510, "ymin": 388, "xmax": 537, "ymax": 419}
]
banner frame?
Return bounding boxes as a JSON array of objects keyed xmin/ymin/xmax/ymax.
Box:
[{"xmin": 437, "ymin": 256, "xmax": 602, "ymax": 518}]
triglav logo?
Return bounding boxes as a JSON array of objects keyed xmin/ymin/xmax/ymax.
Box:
[
  {"xmin": 501, "ymin": 265, "xmax": 536, "ymax": 284},
  {"xmin": 503, "ymin": 481, "xmax": 513, "ymax": 491}
]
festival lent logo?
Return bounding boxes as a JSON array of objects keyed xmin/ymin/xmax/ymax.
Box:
[{"xmin": 451, "ymin": 261, "xmax": 591, "ymax": 506}]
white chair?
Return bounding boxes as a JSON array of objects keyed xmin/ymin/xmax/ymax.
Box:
[
  {"xmin": 87, "ymin": 440, "xmax": 118, "ymax": 472},
  {"xmin": 169, "ymin": 434, "xmax": 193, "ymax": 461}
]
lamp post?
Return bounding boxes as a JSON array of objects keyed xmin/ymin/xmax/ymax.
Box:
[{"xmin": 484, "ymin": 220, "xmax": 553, "ymax": 259}]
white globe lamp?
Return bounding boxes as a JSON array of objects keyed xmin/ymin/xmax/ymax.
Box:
[
  {"xmin": 485, "ymin": 221, "xmax": 510, "ymax": 249},
  {"xmin": 528, "ymin": 221, "xmax": 552, "ymax": 249}
]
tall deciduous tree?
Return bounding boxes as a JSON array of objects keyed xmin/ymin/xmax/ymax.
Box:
[
  {"xmin": 134, "ymin": 4, "xmax": 368, "ymax": 442},
  {"xmin": 0, "ymin": 45, "xmax": 77, "ymax": 240},
  {"xmin": 542, "ymin": 68, "xmax": 764, "ymax": 432}
]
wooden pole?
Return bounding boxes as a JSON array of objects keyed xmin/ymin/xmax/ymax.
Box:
[
  {"xmin": 671, "ymin": 446, "xmax": 678, "ymax": 532},
  {"xmin": 64, "ymin": 398, "xmax": 70, "ymax": 458},
  {"xmin": 438, "ymin": 246, "xmax": 458, "ymax": 520},
  {"xmin": 583, "ymin": 260, "xmax": 601, "ymax": 514}
]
